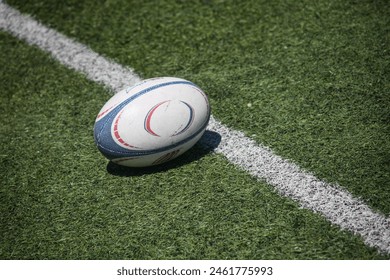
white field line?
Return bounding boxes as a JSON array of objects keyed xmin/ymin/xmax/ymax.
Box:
[{"xmin": 1, "ymin": 1, "xmax": 389, "ymax": 255}]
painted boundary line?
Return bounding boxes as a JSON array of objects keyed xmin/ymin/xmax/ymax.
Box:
[
  {"xmin": 0, "ymin": 0, "xmax": 141, "ymax": 92},
  {"xmin": 1, "ymin": 2, "xmax": 389, "ymax": 254}
]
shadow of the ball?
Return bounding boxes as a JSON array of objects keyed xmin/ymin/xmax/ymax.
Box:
[{"xmin": 106, "ymin": 130, "xmax": 222, "ymax": 177}]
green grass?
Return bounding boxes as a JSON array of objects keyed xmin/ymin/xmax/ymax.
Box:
[
  {"xmin": 1, "ymin": 0, "xmax": 390, "ymax": 259},
  {"xmin": 0, "ymin": 31, "xmax": 387, "ymax": 259},
  {"xmin": 6, "ymin": 0, "xmax": 390, "ymax": 215}
]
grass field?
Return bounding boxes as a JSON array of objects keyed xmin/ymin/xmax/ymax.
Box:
[{"xmin": 1, "ymin": 0, "xmax": 389, "ymax": 259}]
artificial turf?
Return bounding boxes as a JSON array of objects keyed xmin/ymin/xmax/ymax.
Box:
[
  {"xmin": 1, "ymin": 0, "xmax": 390, "ymax": 259},
  {"xmin": 6, "ymin": 0, "xmax": 390, "ymax": 216},
  {"xmin": 0, "ymin": 31, "xmax": 388, "ymax": 259}
]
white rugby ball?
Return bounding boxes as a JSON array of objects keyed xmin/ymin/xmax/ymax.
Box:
[{"xmin": 94, "ymin": 77, "xmax": 211, "ymax": 167}]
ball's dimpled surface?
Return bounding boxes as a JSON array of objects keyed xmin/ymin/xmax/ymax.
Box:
[{"xmin": 94, "ymin": 77, "xmax": 211, "ymax": 167}]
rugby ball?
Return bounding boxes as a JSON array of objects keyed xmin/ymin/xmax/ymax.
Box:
[{"xmin": 94, "ymin": 77, "xmax": 211, "ymax": 167}]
